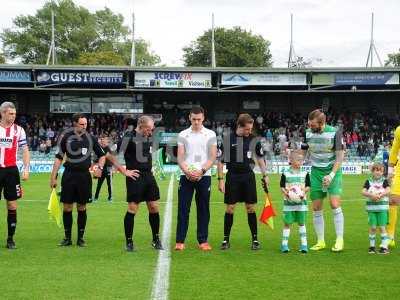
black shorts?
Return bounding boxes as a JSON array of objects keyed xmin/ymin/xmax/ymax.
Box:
[
  {"xmin": 0, "ymin": 167, "xmax": 22, "ymax": 201},
  {"xmin": 61, "ymin": 170, "xmax": 92, "ymax": 204},
  {"xmin": 224, "ymin": 171, "xmax": 257, "ymax": 204},
  {"xmin": 126, "ymin": 172, "xmax": 160, "ymax": 203}
]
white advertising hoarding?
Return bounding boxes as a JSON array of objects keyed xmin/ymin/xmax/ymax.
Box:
[
  {"xmin": 221, "ymin": 73, "xmax": 307, "ymax": 86},
  {"xmin": 135, "ymin": 72, "xmax": 212, "ymax": 89}
]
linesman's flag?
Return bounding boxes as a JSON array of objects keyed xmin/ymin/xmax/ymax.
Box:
[
  {"xmin": 259, "ymin": 185, "xmax": 276, "ymax": 229},
  {"xmin": 48, "ymin": 188, "xmax": 62, "ymax": 227}
]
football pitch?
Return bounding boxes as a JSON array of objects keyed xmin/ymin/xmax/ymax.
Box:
[{"xmin": 0, "ymin": 173, "xmax": 399, "ymax": 299}]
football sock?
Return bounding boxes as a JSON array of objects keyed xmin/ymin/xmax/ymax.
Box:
[
  {"xmin": 7, "ymin": 209, "xmax": 17, "ymax": 240},
  {"xmin": 77, "ymin": 210, "xmax": 87, "ymax": 240},
  {"xmin": 63, "ymin": 211, "xmax": 72, "ymax": 240},
  {"xmin": 332, "ymin": 207, "xmax": 344, "ymax": 239},
  {"xmin": 313, "ymin": 210, "xmax": 325, "ymax": 241},
  {"xmin": 124, "ymin": 211, "xmax": 135, "ymax": 243},
  {"xmin": 380, "ymin": 226, "xmax": 389, "ymax": 249},
  {"xmin": 299, "ymin": 225, "xmax": 307, "ymax": 246},
  {"xmin": 224, "ymin": 212, "xmax": 234, "ymax": 241},
  {"xmin": 247, "ymin": 212, "xmax": 258, "ymax": 241},
  {"xmin": 369, "ymin": 234, "xmax": 376, "ymax": 247},
  {"xmin": 282, "ymin": 228, "xmax": 290, "ymax": 246},
  {"xmin": 149, "ymin": 212, "xmax": 160, "ymax": 241}
]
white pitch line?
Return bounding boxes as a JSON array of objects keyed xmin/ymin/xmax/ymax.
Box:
[{"xmin": 150, "ymin": 174, "xmax": 174, "ymax": 300}]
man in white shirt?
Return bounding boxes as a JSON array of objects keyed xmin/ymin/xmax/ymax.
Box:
[{"xmin": 175, "ymin": 107, "xmax": 217, "ymax": 251}]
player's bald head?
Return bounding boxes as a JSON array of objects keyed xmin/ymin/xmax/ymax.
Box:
[
  {"xmin": 136, "ymin": 115, "xmax": 155, "ymax": 137},
  {"xmin": 137, "ymin": 115, "xmax": 154, "ymax": 128}
]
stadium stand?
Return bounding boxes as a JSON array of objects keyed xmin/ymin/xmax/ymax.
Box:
[{"xmin": 16, "ymin": 107, "xmax": 396, "ymax": 164}]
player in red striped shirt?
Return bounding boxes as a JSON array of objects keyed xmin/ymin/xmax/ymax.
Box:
[{"xmin": 0, "ymin": 102, "xmax": 30, "ymax": 249}]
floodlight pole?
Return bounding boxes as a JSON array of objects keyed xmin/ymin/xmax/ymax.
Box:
[
  {"xmin": 51, "ymin": 10, "xmax": 55, "ymax": 65},
  {"xmin": 366, "ymin": 12, "xmax": 383, "ymax": 67},
  {"xmin": 130, "ymin": 12, "xmax": 136, "ymax": 67},
  {"xmin": 288, "ymin": 13, "xmax": 296, "ymax": 68},
  {"xmin": 46, "ymin": 10, "xmax": 56, "ymax": 65},
  {"xmin": 211, "ymin": 13, "xmax": 216, "ymax": 68}
]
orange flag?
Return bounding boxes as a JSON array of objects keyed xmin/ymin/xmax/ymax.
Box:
[{"xmin": 259, "ymin": 191, "xmax": 276, "ymax": 229}]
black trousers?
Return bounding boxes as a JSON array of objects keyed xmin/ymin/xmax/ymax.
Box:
[{"xmin": 94, "ymin": 171, "xmax": 112, "ymax": 200}]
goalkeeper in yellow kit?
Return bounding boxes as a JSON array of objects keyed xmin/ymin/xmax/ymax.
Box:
[{"xmin": 387, "ymin": 126, "xmax": 400, "ymax": 248}]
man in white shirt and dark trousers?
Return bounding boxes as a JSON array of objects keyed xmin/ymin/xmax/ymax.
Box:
[{"xmin": 175, "ymin": 107, "xmax": 217, "ymax": 251}]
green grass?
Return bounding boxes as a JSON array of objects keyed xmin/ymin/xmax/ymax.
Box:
[
  {"xmin": 0, "ymin": 174, "xmax": 399, "ymax": 299},
  {"xmin": 0, "ymin": 174, "xmax": 171, "ymax": 299}
]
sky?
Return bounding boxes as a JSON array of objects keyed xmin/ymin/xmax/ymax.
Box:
[{"xmin": 0, "ymin": 0, "xmax": 399, "ymax": 67}]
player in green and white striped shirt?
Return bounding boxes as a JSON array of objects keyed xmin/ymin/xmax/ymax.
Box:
[
  {"xmin": 302, "ymin": 109, "xmax": 345, "ymax": 252},
  {"xmin": 280, "ymin": 150, "xmax": 310, "ymax": 253},
  {"xmin": 362, "ymin": 162, "xmax": 390, "ymax": 254}
]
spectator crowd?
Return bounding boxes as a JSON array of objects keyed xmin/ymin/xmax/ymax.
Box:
[{"xmin": 16, "ymin": 107, "xmax": 398, "ymax": 160}]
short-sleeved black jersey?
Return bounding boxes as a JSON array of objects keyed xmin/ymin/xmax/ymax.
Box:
[
  {"xmin": 55, "ymin": 130, "xmax": 105, "ymax": 171},
  {"xmin": 122, "ymin": 131, "xmax": 153, "ymax": 171},
  {"xmin": 218, "ymin": 132, "xmax": 264, "ymax": 173}
]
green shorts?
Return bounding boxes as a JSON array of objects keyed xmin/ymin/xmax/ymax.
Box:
[
  {"xmin": 283, "ymin": 211, "xmax": 307, "ymax": 225},
  {"xmin": 310, "ymin": 166, "xmax": 342, "ymax": 201},
  {"xmin": 367, "ymin": 211, "xmax": 388, "ymax": 227}
]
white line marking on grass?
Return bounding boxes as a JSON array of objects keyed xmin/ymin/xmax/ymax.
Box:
[{"xmin": 151, "ymin": 174, "xmax": 174, "ymax": 300}]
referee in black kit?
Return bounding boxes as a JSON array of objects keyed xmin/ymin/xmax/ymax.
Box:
[
  {"xmin": 119, "ymin": 115, "xmax": 162, "ymax": 252},
  {"xmin": 217, "ymin": 113, "xmax": 269, "ymax": 250},
  {"xmin": 50, "ymin": 113, "xmax": 138, "ymax": 247},
  {"xmin": 93, "ymin": 134, "xmax": 115, "ymax": 203}
]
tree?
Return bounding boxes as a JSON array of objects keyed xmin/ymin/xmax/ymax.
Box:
[
  {"xmin": 92, "ymin": 7, "xmax": 129, "ymax": 52},
  {"xmin": 385, "ymin": 50, "xmax": 400, "ymax": 67},
  {"xmin": 77, "ymin": 40, "xmax": 160, "ymax": 66},
  {"xmin": 77, "ymin": 50, "xmax": 125, "ymax": 65},
  {"xmin": 0, "ymin": 53, "xmax": 5, "ymax": 64},
  {"xmin": 117, "ymin": 39, "xmax": 161, "ymax": 66},
  {"xmin": 1, "ymin": 0, "xmax": 160, "ymax": 66},
  {"xmin": 134, "ymin": 39, "xmax": 161, "ymax": 66},
  {"xmin": 2, "ymin": 0, "xmax": 95, "ymax": 64},
  {"xmin": 183, "ymin": 27, "xmax": 272, "ymax": 67}
]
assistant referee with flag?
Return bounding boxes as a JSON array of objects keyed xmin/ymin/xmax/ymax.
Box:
[
  {"xmin": 50, "ymin": 113, "xmax": 138, "ymax": 247},
  {"xmin": 217, "ymin": 113, "xmax": 268, "ymax": 250}
]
